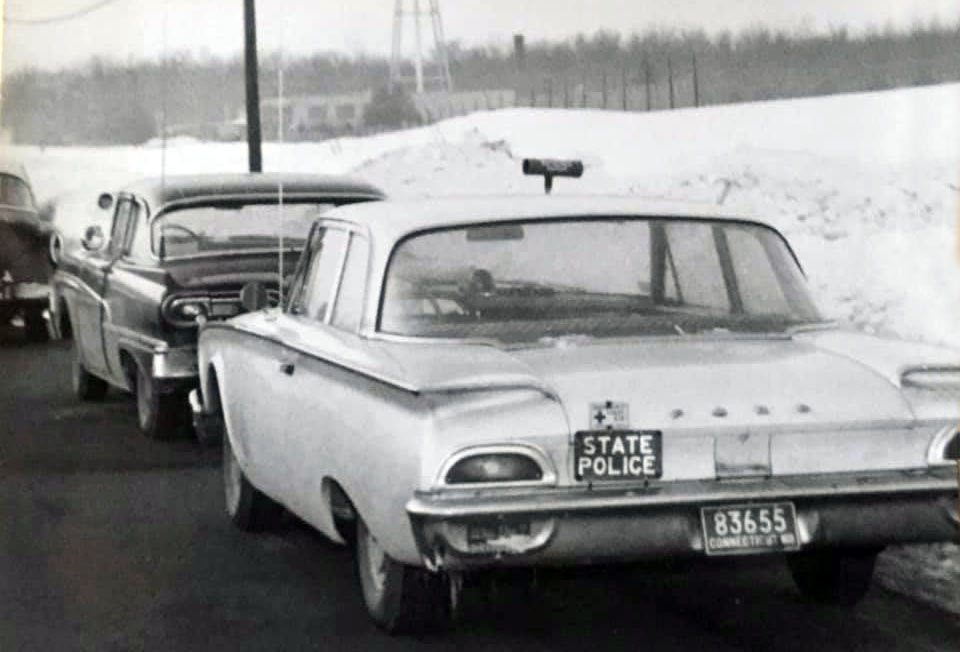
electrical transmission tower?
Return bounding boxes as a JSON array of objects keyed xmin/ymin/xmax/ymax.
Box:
[{"xmin": 389, "ymin": 0, "xmax": 453, "ymax": 94}]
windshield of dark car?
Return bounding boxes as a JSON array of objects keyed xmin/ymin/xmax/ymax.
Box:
[
  {"xmin": 152, "ymin": 202, "xmax": 336, "ymax": 258},
  {"xmin": 0, "ymin": 174, "xmax": 35, "ymax": 210},
  {"xmin": 379, "ymin": 217, "xmax": 823, "ymax": 342}
]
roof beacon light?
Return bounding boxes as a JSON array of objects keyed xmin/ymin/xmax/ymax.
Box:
[{"xmin": 522, "ymin": 158, "xmax": 584, "ymax": 195}]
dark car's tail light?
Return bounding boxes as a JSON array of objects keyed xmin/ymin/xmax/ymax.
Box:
[
  {"xmin": 162, "ymin": 295, "xmax": 211, "ymax": 327},
  {"xmin": 445, "ymin": 453, "xmax": 543, "ymax": 484}
]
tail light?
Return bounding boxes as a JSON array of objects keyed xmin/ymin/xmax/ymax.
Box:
[{"xmin": 442, "ymin": 446, "xmax": 552, "ymax": 486}]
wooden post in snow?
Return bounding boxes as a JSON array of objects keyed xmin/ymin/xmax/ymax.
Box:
[{"xmin": 667, "ymin": 57, "xmax": 675, "ymax": 110}]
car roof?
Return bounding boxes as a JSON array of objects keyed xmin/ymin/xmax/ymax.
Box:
[
  {"xmin": 324, "ymin": 195, "xmax": 775, "ymax": 242},
  {"xmin": 120, "ymin": 173, "xmax": 385, "ymax": 214}
]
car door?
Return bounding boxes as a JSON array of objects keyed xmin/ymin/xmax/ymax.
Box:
[
  {"xmin": 271, "ymin": 223, "xmax": 355, "ymax": 524},
  {"xmin": 72, "ymin": 196, "xmax": 136, "ymax": 375},
  {"xmin": 101, "ymin": 197, "xmax": 166, "ymax": 384}
]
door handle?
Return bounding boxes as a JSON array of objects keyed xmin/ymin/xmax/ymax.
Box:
[{"xmin": 279, "ymin": 362, "xmax": 295, "ymax": 376}]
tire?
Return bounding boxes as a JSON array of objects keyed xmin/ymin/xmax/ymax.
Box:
[
  {"xmin": 23, "ymin": 309, "xmax": 48, "ymax": 342},
  {"xmin": 355, "ymin": 515, "xmax": 450, "ymax": 634},
  {"xmin": 787, "ymin": 547, "xmax": 880, "ymax": 605},
  {"xmin": 135, "ymin": 361, "xmax": 187, "ymax": 440},
  {"xmin": 223, "ymin": 432, "xmax": 281, "ymax": 531},
  {"xmin": 72, "ymin": 337, "xmax": 108, "ymax": 401}
]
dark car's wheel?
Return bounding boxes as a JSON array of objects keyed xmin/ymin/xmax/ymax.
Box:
[
  {"xmin": 356, "ymin": 515, "xmax": 450, "ymax": 634},
  {"xmin": 223, "ymin": 432, "xmax": 281, "ymax": 531},
  {"xmin": 23, "ymin": 309, "xmax": 48, "ymax": 342},
  {"xmin": 72, "ymin": 338, "xmax": 108, "ymax": 401},
  {"xmin": 787, "ymin": 547, "xmax": 880, "ymax": 605},
  {"xmin": 134, "ymin": 362, "xmax": 187, "ymax": 440}
]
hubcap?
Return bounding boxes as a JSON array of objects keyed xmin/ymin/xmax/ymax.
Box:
[{"xmin": 223, "ymin": 438, "xmax": 241, "ymax": 516}]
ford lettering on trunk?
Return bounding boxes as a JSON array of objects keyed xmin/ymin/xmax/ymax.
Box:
[{"xmin": 574, "ymin": 430, "xmax": 662, "ymax": 480}]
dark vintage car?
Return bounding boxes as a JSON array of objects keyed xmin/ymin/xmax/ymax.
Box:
[
  {"xmin": 50, "ymin": 173, "xmax": 385, "ymax": 439},
  {"xmin": 0, "ymin": 159, "xmax": 53, "ymax": 341}
]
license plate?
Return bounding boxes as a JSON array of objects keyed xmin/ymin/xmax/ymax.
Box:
[
  {"xmin": 701, "ymin": 502, "xmax": 800, "ymax": 556},
  {"xmin": 574, "ymin": 430, "xmax": 662, "ymax": 481},
  {"xmin": 467, "ymin": 520, "xmax": 531, "ymax": 545}
]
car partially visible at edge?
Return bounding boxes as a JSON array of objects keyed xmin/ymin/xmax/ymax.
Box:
[{"xmin": 51, "ymin": 173, "xmax": 385, "ymax": 439}]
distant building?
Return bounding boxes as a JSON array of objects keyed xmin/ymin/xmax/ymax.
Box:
[
  {"xmin": 259, "ymin": 89, "xmax": 517, "ymax": 139},
  {"xmin": 262, "ymin": 90, "xmax": 373, "ymax": 139}
]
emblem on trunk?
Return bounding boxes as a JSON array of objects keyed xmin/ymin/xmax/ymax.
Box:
[{"xmin": 589, "ymin": 401, "xmax": 629, "ymax": 430}]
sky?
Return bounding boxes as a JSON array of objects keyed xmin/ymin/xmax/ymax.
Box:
[{"xmin": 4, "ymin": 0, "xmax": 960, "ymax": 72}]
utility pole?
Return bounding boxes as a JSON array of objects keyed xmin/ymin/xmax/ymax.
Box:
[{"xmin": 243, "ymin": 0, "xmax": 262, "ymax": 172}]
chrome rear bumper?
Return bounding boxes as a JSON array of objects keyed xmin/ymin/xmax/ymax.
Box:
[{"xmin": 408, "ymin": 469, "xmax": 960, "ymax": 570}]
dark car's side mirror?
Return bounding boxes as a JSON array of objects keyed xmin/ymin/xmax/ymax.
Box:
[
  {"xmin": 81, "ymin": 225, "xmax": 105, "ymax": 252},
  {"xmin": 97, "ymin": 193, "xmax": 114, "ymax": 210},
  {"xmin": 239, "ymin": 281, "xmax": 269, "ymax": 313},
  {"xmin": 49, "ymin": 232, "xmax": 64, "ymax": 265}
]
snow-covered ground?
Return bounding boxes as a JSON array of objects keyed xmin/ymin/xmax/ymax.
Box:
[{"xmin": 10, "ymin": 82, "xmax": 960, "ymax": 612}]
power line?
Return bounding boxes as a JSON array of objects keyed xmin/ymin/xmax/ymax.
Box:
[{"xmin": 6, "ymin": 0, "xmax": 125, "ymax": 25}]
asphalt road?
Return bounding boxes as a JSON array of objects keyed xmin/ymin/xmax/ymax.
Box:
[{"xmin": 2, "ymin": 326, "xmax": 958, "ymax": 651}]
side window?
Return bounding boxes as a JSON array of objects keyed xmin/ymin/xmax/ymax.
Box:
[
  {"xmin": 298, "ymin": 227, "xmax": 348, "ymax": 322},
  {"xmin": 108, "ymin": 198, "xmax": 135, "ymax": 258},
  {"xmin": 127, "ymin": 202, "xmax": 153, "ymax": 261},
  {"xmin": 664, "ymin": 222, "xmax": 730, "ymax": 312},
  {"xmin": 726, "ymin": 227, "xmax": 790, "ymax": 315},
  {"xmin": 331, "ymin": 234, "xmax": 369, "ymax": 332}
]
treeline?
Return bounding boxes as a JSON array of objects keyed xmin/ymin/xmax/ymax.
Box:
[{"xmin": 4, "ymin": 22, "xmax": 960, "ymax": 145}]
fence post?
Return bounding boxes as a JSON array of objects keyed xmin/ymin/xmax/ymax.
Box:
[
  {"xmin": 530, "ymin": 86, "xmax": 536, "ymax": 107},
  {"xmin": 621, "ymin": 65, "xmax": 628, "ymax": 111},
  {"xmin": 581, "ymin": 70, "xmax": 587, "ymax": 108},
  {"xmin": 563, "ymin": 77, "xmax": 570, "ymax": 108},
  {"xmin": 601, "ymin": 69, "xmax": 608, "ymax": 109},
  {"xmin": 692, "ymin": 52, "xmax": 700, "ymax": 107},
  {"xmin": 667, "ymin": 57, "xmax": 675, "ymax": 109},
  {"xmin": 546, "ymin": 77, "xmax": 553, "ymax": 107},
  {"xmin": 644, "ymin": 57, "xmax": 652, "ymax": 111}
]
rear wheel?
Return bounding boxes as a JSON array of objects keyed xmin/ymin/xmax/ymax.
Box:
[
  {"xmin": 356, "ymin": 516, "xmax": 450, "ymax": 634},
  {"xmin": 787, "ymin": 547, "xmax": 880, "ymax": 605},
  {"xmin": 223, "ymin": 432, "xmax": 281, "ymax": 531},
  {"xmin": 72, "ymin": 336, "xmax": 107, "ymax": 401},
  {"xmin": 135, "ymin": 362, "xmax": 188, "ymax": 440}
]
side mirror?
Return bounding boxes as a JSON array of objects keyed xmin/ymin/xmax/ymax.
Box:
[
  {"xmin": 48, "ymin": 232, "xmax": 64, "ymax": 265},
  {"xmin": 239, "ymin": 281, "xmax": 269, "ymax": 313},
  {"xmin": 97, "ymin": 193, "xmax": 114, "ymax": 210},
  {"xmin": 81, "ymin": 225, "xmax": 105, "ymax": 252}
]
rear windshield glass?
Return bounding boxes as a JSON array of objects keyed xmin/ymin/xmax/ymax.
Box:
[
  {"xmin": 152, "ymin": 202, "xmax": 336, "ymax": 258},
  {"xmin": 0, "ymin": 174, "xmax": 35, "ymax": 210},
  {"xmin": 379, "ymin": 217, "xmax": 822, "ymax": 343}
]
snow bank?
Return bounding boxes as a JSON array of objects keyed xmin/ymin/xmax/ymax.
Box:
[{"xmin": 9, "ymin": 82, "xmax": 960, "ymax": 349}]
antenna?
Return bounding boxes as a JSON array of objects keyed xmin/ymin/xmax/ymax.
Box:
[
  {"xmin": 160, "ymin": 0, "xmax": 168, "ymax": 191},
  {"xmin": 276, "ymin": 51, "xmax": 285, "ymax": 312}
]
